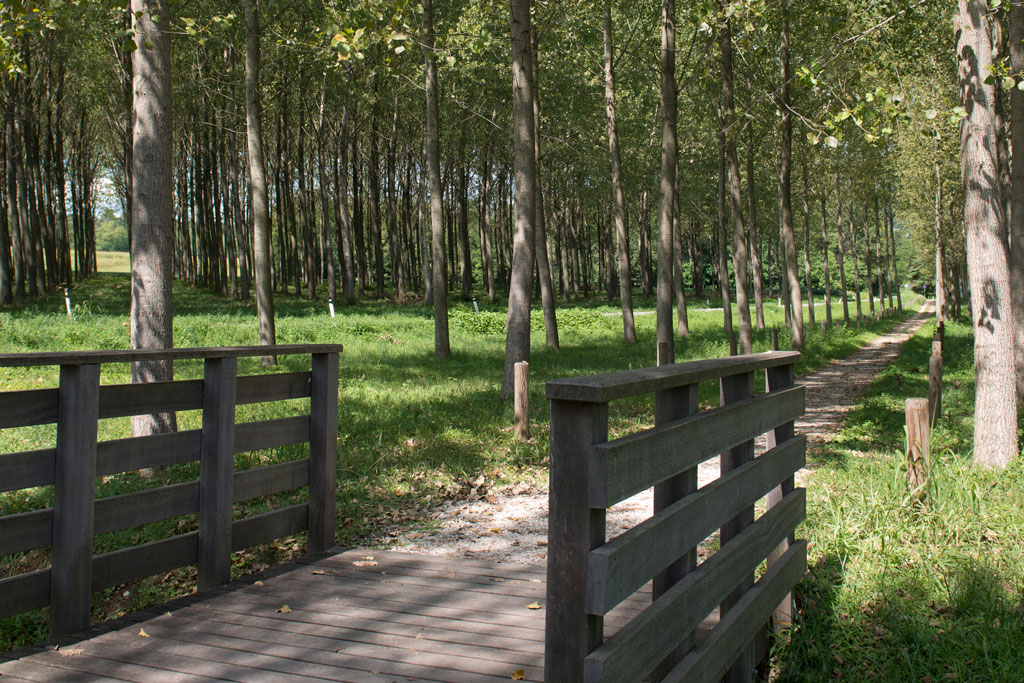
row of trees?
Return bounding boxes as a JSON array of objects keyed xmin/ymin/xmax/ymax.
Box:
[{"xmin": 0, "ymin": 2, "xmax": 1013, "ymax": 465}]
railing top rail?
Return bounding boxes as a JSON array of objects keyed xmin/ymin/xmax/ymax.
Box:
[
  {"xmin": 545, "ymin": 350, "xmax": 800, "ymax": 403},
  {"xmin": 0, "ymin": 344, "xmax": 344, "ymax": 368}
]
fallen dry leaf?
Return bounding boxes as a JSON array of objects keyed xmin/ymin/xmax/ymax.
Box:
[
  {"xmin": 489, "ymin": 528, "xmax": 502, "ymax": 533},
  {"xmin": 58, "ymin": 648, "xmax": 84, "ymax": 657},
  {"xmin": 138, "ymin": 628, "xmax": 150, "ymax": 638},
  {"xmin": 490, "ymin": 577, "xmax": 505, "ymax": 583},
  {"xmin": 311, "ymin": 570, "xmax": 326, "ymax": 575},
  {"xmin": 253, "ymin": 580, "xmax": 264, "ymax": 586},
  {"xmin": 526, "ymin": 602, "xmax": 541, "ymax": 610},
  {"xmin": 511, "ymin": 669, "xmax": 526, "ymax": 680},
  {"xmin": 276, "ymin": 605, "xmax": 292, "ymax": 614},
  {"xmin": 353, "ymin": 560, "xmax": 378, "ymax": 567}
]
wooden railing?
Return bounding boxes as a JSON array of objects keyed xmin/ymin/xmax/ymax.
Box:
[
  {"xmin": 545, "ymin": 351, "xmax": 807, "ymax": 683},
  {"xmin": 0, "ymin": 345, "xmax": 341, "ymax": 638}
]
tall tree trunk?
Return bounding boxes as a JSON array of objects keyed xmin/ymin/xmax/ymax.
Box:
[
  {"xmin": 479, "ymin": 152, "xmax": 495, "ymax": 301},
  {"xmin": 501, "ymin": 0, "xmax": 536, "ymax": 399},
  {"xmin": 245, "ymin": 0, "xmax": 276, "ymax": 364},
  {"xmin": 888, "ymin": 209, "xmax": 903, "ymax": 312},
  {"xmin": 603, "ymin": 0, "xmax": 636, "ymax": 343},
  {"xmin": 835, "ymin": 184, "xmax": 850, "ymax": 325},
  {"xmin": 874, "ymin": 196, "xmax": 888, "ymax": 314},
  {"xmin": 820, "ymin": 179, "xmax": 832, "ymax": 323},
  {"xmin": 849, "ymin": 211, "xmax": 862, "ymax": 321},
  {"xmin": 778, "ymin": 0, "xmax": 804, "ymax": 349},
  {"xmin": 657, "ymin": 0, "xmax": 677, "ymax": 364},
  {"xmin": 957, "ymin": 0, "xmax": 1017, "ymax": 466},
  {"xmin": 1010, "ymin": 0, "xmax": 1024, "ymax": 400},
  {"xmin": 530, "ymin": 23, "xmax": 559, "ymax": 350},
  {"xmin": 747, "ymin": 124, "xmax": 765, "ymax": 331},
  {"xmin": 803, "ymin": 158, "xmax": 815, "ymax": 326},
  {"xmin": 457, "ymin": 136, "xmax": 472, "ymax": 297},
  {"xmin": 423, "ymin": 0, "xmax": 449, "ymax": 357},
  {"xmin": 130, "ymin": 0, "xmax": 176, "ymax": 435},
  {"xmin": 337, "ymin": 108, "xmax": 356, "ymax": 301},
  {"xmin": 717, "ymin": 125, "xmax": 733, "ymax": 339},
  {"xmin": 673, "ymin": 180, "xmax": 689, "ymax": 337}
]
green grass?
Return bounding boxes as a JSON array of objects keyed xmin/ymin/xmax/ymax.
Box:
[
  {"xmin": 95, "ymin": 251, "xmax": 130, "ymax": 273},
  {"xmin": 774, "ymin": 318, "xmax": 1024, "ymax": 681},
  {"xmin": 0, "ymin": 274, "xmax": 920, "ymax": 652}
]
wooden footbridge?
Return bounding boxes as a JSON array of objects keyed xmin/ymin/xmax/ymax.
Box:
[{"xmin": 0, "ymin": 346, "xmax": 806, "ymax": 682}]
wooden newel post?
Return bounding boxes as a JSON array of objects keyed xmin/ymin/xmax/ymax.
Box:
[
  {"xmin": 309, "ymin": 352, "xmax": 340, "ymax": 552},
  {"xmin": 906, "ymin": 398, "xmax": 930, "ymax": 499},
  {"xmin": 51, "ymin": 363, "xmax": 100, "ymax": 637},
  {"xmin": 199, "ymin": 357, "xmax": 237, "ymax": 590},
  {"xmin": 770, "ymin": 328, "xmax": 779, "ymax": 351},
  {"xmin": 928, "ymin": 341, "xmax": 942, "ymax": 427},
  {"xmin": 545, "ymin": 399, "xmax": 608, "ymax": 683},
  {"xmin": 515, "ymin": 361, "xmax": 530, "ymax": 442}
]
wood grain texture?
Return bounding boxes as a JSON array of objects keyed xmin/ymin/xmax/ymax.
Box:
[
  {"xmin": 234, "ymin": 415, "xmax": 310, "ymax": 452},
  {"xmin": 50, "ymin": 363, "xmax": 100, "ymax": 637},
  {"xmin": 0, "ymin": 344, "xmax": 344, "ymax": 368},
  {"xmin": 0, "ymin": 509, "xmax": 52, "ymax": 556},
  {"xmin": 545, "ymin": 351, "xmax": 800, "ymax": 403},
  {"xmin": 0, "ymin": 449, "xmax": 55, "ymax": 492},
  {"xmin": 91, "ymin": 533, "xmax": 199, "ymax": 592},
  {"xmin": 307, "ymin": 352, "xmax": 339, "ymax": 552},
  {"xmin": 590, "ymin": 385, "xmax": 804, "ymax": 507},
  {"xmin": 97, "ymin": 379, "xmax": 203, "ymax": 419},
  {"xmin": 96, "ymin": 429, "xmax": 202, "ymax": 475},
  {"xmin": 0, "ymin": 388, "xmax": 57, "ymax": 429},
  {"xmin": 198, "ymin": 357, "xmax": 237, "ymax": 591},
  {"xmin": 587, "ymin": 436, "xmax": 805, "ymax": 614},
  {"xmin": 236, "ymin": 371, "xmax": 311, "ymax": 404},
  {"xmin": 585, "ymin": 490, "xmax": 805, "ymax": 683},
  {"xmin": 231, "ymin": 505, "xmax": 308, "ymax": 552},
  {"xmin": 0, "ymin": 569, "xmax": 50, "ymax": 620}
]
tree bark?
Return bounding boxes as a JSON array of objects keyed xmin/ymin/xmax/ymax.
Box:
[
  {"xmin": 657, "ymin": 0, "xmax": 677, "ymax": 364},
  {"xmin": 778, "ymin": 0, "xmax": 803, "ymax": 349},
  {"xmin": 423, "ymin": 0, "xmax": 449, "ymax": 357},
  {"xmin": 802, "ymin": 157, "xmax": 815, "ymax": 326},
  {"xmin": 603, "ymin": 0, "xmax": 636, "ymax": 344},
  {"xmin": 717, "ymin": 124, "xmax": 733, "ymax": 338},
  {"xmin": 835, "ymin": 179, "xmax": 849, "ymax": 325},
  {"xmin": 501, "ymin": 0, "xmax": 537, "ymax": 399},
  {"xmin": 957, "ymin": 1, "xmax": 1018, "ymax": 467},
  {"xmin": 130, "ymin": 0, "xmax": 176, "ymax": 436},
  {"xmin": 1010, "ymin": 0, "xmax": 1024, "ymax": 401},
  {"xmin": 747, "ymin": 124, "xmax": 765, "ymax": 331},
  {"xmin": 530, "ymin": 23, "xmax": 559, "ymax": 350}
]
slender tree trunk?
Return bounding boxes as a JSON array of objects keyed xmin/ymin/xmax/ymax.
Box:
[
  {"xmin": 835, "ymin": 183, "xmax": 850, "ymax": 325},
  {"xmin": 747, "ymin": 124, "xmax": 765, "ymax": 331},
  {"xmin": 673, "ymin": 181, "xmax": 689, "ymax": 337},
  {"xmin": 888, "ymin": 209, "xmax": 903, "ymax": 312},
  {"xmin": 656, "ymin": 0, "xmax": 677, "ymax": 364},
  {"xmin": 778, "ymin": 0, "xmax": 803, "ymax": 348},
  {"xmin": 480, "ymin": 152, "xmax": 496, "ymax": 301},
  {"xmin": 849, "ymin": 211, "xmax": 862, "ymax": 321},
  {"xmin": 501, "ymin": 0, "xmax": 537, "ymax": 399},
  {"xmin": 874, "ymin": 196, "xmax": 887, "ymax": 314},
  {"xmin": 423, "ymin": 0, "xmax": 449, "ymax": 357},
  {"xmin": 803, "ymin": 158, "xmax": 815, "ymax": 326},
  {"xmin": 721, "ymin": 10, "xmax": 751, "ymax": 355},
  {"xmin": 603, "ymin": 0, "xmax": 636, "ymax": 343},
  {"xmin": 717, "ymin": 125, "xmax": 733, "ymax": 338},
  {"xmin": 530, "ymin": 24, "xmax": 558, "ymax": 350},
  {"xmin": 130, "ymin": 0, "xmax": 176, "ymax": 435},
  {"xmin": 337, "ymin": 108, "xmax": 355, "ymax": 301},
  {"xmin": 245, "ymin": 0, "xmax": 276, "ymax": 364},
  {"xmin": 1010, "ymin": 0, "xmax": 1024, "ymax": 400},
  {"xmin": 957, "ymin": 0, "xmax": 1018, "ymax": 466}
]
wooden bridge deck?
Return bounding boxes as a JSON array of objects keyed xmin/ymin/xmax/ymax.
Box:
[{"xmin": 0, "ymin": 548, "xmax": 697, "ymax": 683}]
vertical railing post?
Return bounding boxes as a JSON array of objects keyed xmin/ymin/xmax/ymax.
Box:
[
  {"xmin": 720, "ymin": 370, "xmax": 756, "ymax": 683},
  {"xmin": 50, "ymin": 362, "xmax": 100, "ymax": 637},
  {"xmin": 198, "ymin": 356, "xmax": 237, "ymax": 590},
  {"xmin": 545, "ymin": 398, "xmax": 608, "ymax": 683},
  {"xmin": 308, "ymin": 351, "xmax": 339, "ymax": 552},
  {"xmin": 652, "ymin": 382, "xmax": 699, "ymax": 677},
  {"xmin": 765, "ymin": 362, "xmax": 797, "ymax": 630}
]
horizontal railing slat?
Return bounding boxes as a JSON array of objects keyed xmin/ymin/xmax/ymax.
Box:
[
  {"xmin": 235, "ymin": 415, "xmax": 310, "ymax": 452},
  {"xmin": 94, "ymin": 481, "xmax": 199, "ymax": 536},
  {"xmin": 234, "ymin": 460, "xmax": 309, "ymax": 502},
  {"xmin": 591, "ymin": 385, "xmax": 805, "ymax": 507},
  {"xmin": 0, "ymin": 344, "xmax": 344, "ymax": 368},
  {"xmin": 0, "ymin": 449, "xmax": 55, "ymax": 492},
  {"xmin": 546, "ymin": 351, "xmax": 800, "ymax": 403},
  {"xmin": 0, "ymin": 569, "xmax": 50, "ymax": 620},
  {"xmin": 661, "ymin": 540, "xmax": 808, "ymax": 683},
  {"xmin": 96, "ymin": 429, "xmax": 202, "ymax": 475},
  {"xmin": 91, "ymin": 532, "xmax": 199, "ymax": 593},
  {"xmin": 97, "ymin": 380, "xmax": 204, "ymax": 419},
  {"xmin": 231, "ymin": 505, "xmax": 309, "ymax": 552},
  {"xmin": 236, "ymin": 372, "xmax": 311, "ymax": 404},
  {"xmin": 0, "ymin": 388, "xmax": 58, "ymax": 429},
  {"xmin": 584, "ymin": 489, "xmax": 806, "ymax": 683},
  {"xmin": 0, "ymin": 509, "xmax": 52, "ymax": 556},
  {"xmin": 587, "ymin": 435, "xmax": 806, "ymax": 614}
]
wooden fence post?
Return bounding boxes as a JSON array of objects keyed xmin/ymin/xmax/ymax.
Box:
[
  {"xmin": 729, "ymin": 332, "xmax": 738, "ymax": 357},
  {"xmin": 545, "ymin": 399, "xmax": 608, "ymax": 683},
  {"xmin": 198, "ymin": 357, "xmax": 237, "ymax": 590},
  {"xmin": 928, "ymin": 341, "xmax": 942, "ymax": 427},
  {"xmin": 765, "ymin": 363, "xmax": 797, "ymax": 632},
  {"xmin": 770, "ymin": 328, "xmax": 779, "ymax": 351},
  {"xmin": 720, "ymin": 371, "xmax": 756, "ymax": 683},
  {"xmin": 309, "ymin": 351, "xmax": 340, "ymax": 552},
  {"xmin": 906, "ymin": 398, "xmax": 930, "ymax": 499},
  {"xmin": 515, "ymin": 361, "xmax": 530, "ymax": 442},
  {"xmin": 50, "ymin": 363, "xmax": 100, "ymax": 637}
]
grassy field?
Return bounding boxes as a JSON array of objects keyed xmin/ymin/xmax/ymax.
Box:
[
  {"xmin": 0, "ymin": 274, "xmax": 920, "ymax": 651},
  {"xmin": 774, "ymin": 318, "xmax": 1024, "ymax": 681},
  {"xmin": 95, "ymin": 251, "xmax": 130, "ymax": 273}
]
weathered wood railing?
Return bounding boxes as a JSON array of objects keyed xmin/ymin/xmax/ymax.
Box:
[
  {"xmin": 545, "ymin": 351, "xmax": 807, "ymax": 683},
  {"xmin": 0, "ymin": 345, "xmax": 341, "ymax": 639}
]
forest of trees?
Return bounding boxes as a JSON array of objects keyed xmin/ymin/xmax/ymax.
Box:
[{"xmin": 0, "ymin": 1, "xmax": 1018, "ymax": 463}]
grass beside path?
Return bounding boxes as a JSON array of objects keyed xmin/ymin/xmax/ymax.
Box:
[
  {"xmin": 774, "ymin": 318, "xmax": 1024, "ymax": 681},
  {"xmin": 0, "ymin": 274, "xmax": 919, "ymax": 651}
]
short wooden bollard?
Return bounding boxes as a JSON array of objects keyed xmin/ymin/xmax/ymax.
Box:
[
  {"xmin": 729, "ymin": 332, "xmax": 738, "ymax": 356},
  {"xmin": 928, "ymin": 341, "xmax": 942, "ymax": 427},
  {"xmin": 657, "ymin": 341, "xmax": 673, "ymax": 366},
  {"xmin": 770, "ymin": 328, "xmax": 779, "ymax": 351},
  {"xmin": 514, "ymin": 361, "xmax": 529, "ymax": 442},
  {"xmin": 906, "ymin": 398, "xmax": 930, "ymax": 499}
]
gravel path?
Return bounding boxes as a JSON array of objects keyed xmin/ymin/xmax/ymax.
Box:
[{"xmin": 379, "ymin": 304, "xmax": 934, "ymax": 566}]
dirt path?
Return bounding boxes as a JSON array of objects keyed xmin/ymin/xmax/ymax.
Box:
[{"xmin": 380, "ymin": 304, "xmax": 934, "ymax": 565}]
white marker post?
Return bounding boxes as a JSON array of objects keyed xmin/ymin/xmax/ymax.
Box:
[
  {"xmin": 64, "ymin": 287, "xmax": 72, "ymax": 319},
  {"xmin": 328, "ymin": 298, "xmax": 335, "ymax": 318},
  {"xmin": 472, "ymin": 296, "xmax": 479, "ymax": 314}
]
